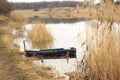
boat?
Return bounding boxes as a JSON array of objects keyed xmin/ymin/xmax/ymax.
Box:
[
  {"xmin": 23, "ymin": 40, "xmax": 76, "ymax": 59},
  {"xmin": 25, "ymin": 47, "xmax": 76, "ymax": 59}
]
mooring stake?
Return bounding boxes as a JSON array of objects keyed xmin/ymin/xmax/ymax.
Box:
[
  {"xmin": 66, "ymin": 52, "xmax": 70, "ymax": 64},
  {"xmin": 23, "ymin": 40, "xmax": 26, "ymax": 52}
]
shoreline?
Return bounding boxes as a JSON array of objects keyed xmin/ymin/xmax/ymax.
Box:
[{"xmin": 11, "ymin": 5, "xmax": 120, "ymax": 23}]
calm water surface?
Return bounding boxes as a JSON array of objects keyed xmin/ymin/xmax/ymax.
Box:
[
  {"xmin": 33, "ymin": 21, "xmax": 86, "ymax": 77},
  {"xmin": 13, "ymin": 21, "xmax": 86, "ymax": 78}
]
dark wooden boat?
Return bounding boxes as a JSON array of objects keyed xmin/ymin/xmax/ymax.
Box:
[
  {"xmin": 23, "ymin": 41, "xmax": 76, "ymax": 59},
  {"xmin": 25, "ymin": 47, "xmax": 76, "ymax": 59}
]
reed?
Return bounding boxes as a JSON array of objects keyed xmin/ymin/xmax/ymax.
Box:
[
  {"xmin": 0, "ymin": 22, "xmax": 55, "ymax": 80},
  {"xmin": 28, "ymin": 22, "xmax": 53, "ymax": 49},
  {"xmin": 84, "ymin": 20, "xmax": 120, "ymax": 80}
]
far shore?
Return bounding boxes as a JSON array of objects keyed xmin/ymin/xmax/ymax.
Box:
[{"xmin": 10, "ymin": 4, "xmax": 120, "ymax": 22}]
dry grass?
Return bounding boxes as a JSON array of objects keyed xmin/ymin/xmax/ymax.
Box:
[
  {"xmin": 66, "ymin": 72, "xmax": 83, "ymax": 80},
  {"xmin": 16, "ymin": 57, "xmax": 54, "ymax": 80},
  {"xmin": 0, "ymin": 15, "xmax": 9, "ymax": 21},
  {"xmin": 1, "ymin": 3, "xmax": 120, "ymax": 80},
  {"xmin": 28, "ymin": 22, "xmax": 53, "ymax": 49},
  {"xmin": 0, "ymin": 15, "xmax": 9, "ymax": 26},
  {"xmin": 0, "ymin": 26, "xmax": 19, "ymax": 51},
  {"xmin": 10, "ymin": 5, "xmax": 120, "ymax": 22},
  {"xmin": 0, "ymin": 19, "xmax": 55, "ymax": 80},
  {"xmin": 83, "ymin": 20, "xmax": 120, "ymax": 80},
  {"xmin": 10, "ymin": 7, "xmax": 91, "ymax": 21},
  {"xmin": 68, "ymin": 20, "xmax": 120, "ymax": 80},
  {"xmin": 66, "ymin": 4, "xmax": 120, "ymax": 79},
  {"xmin": 10, "ymin": 3, "xmax": 120, "ymax": 23},
  {"xmin": 10, "ymin": 10, "xmax": 34, "ymax": 21},
  {"xmin": 8, "ymin": 20, "xmax": 25, "ymax": 29},
  {"xmin": 0, "ymin": 26, "xmax": 27, "ymax": 80}
]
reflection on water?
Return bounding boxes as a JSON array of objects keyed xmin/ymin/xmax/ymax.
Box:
[
  {"xmin": 33, "ymin": 21, "xmax": 86, "ymax": 78},
  {"xmin": 28, "ymin": 17, "xmax": 89, "ymax": 24}
]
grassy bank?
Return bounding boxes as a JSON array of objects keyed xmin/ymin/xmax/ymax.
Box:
[{"xmin": 0, "ymin": 16, "xmax": 55, "ymax": 80}]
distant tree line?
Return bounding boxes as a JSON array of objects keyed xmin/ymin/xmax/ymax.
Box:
[
  {"xmin": 9, "ymin": 1, "xmax": 83, "ymax": 10},
  {"xmin": 0, "ymin": 0, "xmax": 11, "ymax": 15},
  {"xmin": 115, "ymin": 1, "xmax": 120, "ymax": 5}
]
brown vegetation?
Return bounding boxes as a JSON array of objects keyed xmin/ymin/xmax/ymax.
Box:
[
  {"xmin": 101, "ymin": 0, "xmax": 114, "ymax": 4},
  {"xmin": 10, "ymin": 4, "xmax": 120, "ymax": 22},
  {"xmin": 28, "ymin": 22, "xmax": 53, "ymax": 49},
  {"xmin": 74, "ymin": 20, "xmax": 120, "ymax": 80},
  {"xmin": 84, "ymin": 20, "xmax": 120, "ymax": 80},
  {"xmin": 0, "ymin": 18, "xmax": 54, "ymax": 80},
  {"xmin": 1, "ymin": 1, "xmax": 120, "ymax": 80}
]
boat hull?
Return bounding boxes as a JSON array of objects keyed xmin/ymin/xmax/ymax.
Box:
[{"xmin": 26, "ymin": 47, "xmax": 76, "ymax": 59}]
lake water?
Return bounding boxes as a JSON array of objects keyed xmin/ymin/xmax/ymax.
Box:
[
  {"xmin": 13, "ymin": 21, "xmax": 87, "ymax": 79},
  {"xmin": 12, "ymin": 18, "xmax": 120, "ymax": 80},
  {"xmin": 33, "ymin": 21, "xmax": 87, "ymax": 78}
]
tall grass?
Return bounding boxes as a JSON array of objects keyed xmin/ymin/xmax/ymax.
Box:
[
  {"xmin": 0, "ymin": 21, "xmax": 55, "ymax": 80},
  {"xmin": 0, "ymin": 26, "xmax": 19, "ymax": 51},
  {"xmin": 28, "ymin": 22, "xmax": 53, "ymax": 49},
  {"xmin": 84, "ymin": 20, "xmax": 120, "ymax": 80}
]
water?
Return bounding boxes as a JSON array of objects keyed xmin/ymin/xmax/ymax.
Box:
[
  {"xmin": 12, "ymin": 19, "xmax": 120, "ymax": 80},
  {"xmin": 33, "ymin": 21, "xmax": 86, "ymax": 78},
  {"xmin": 13, "ymin": 21, "xmax": 86, "ymax": 79}
]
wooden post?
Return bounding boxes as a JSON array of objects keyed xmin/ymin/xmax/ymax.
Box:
[
  {"xmin": 40, "ymin": 55, "xmax": 44, "ymax": 63},
  {"xmin": 66, "ymin": 52, "xmax": 69, "ymax": 64},
  {"xmin": 23, "ymin": 40, "xmax": 26, "ymax": 52}
]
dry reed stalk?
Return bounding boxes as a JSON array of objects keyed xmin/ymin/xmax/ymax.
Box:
[
  {"xmin": 84, "ymin": 20, "xmax": 120, "ymax": 80},
  {"xmin": 28, "ymin": 23, "xmax": 53, "ymax": 49},
  {"xmin": 0, "ymin": 26, "xmax": 19, "ymax": 51},
  {"xmin": 83, "ymin": 0, "xmax": 87, "ymax": 7}
]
